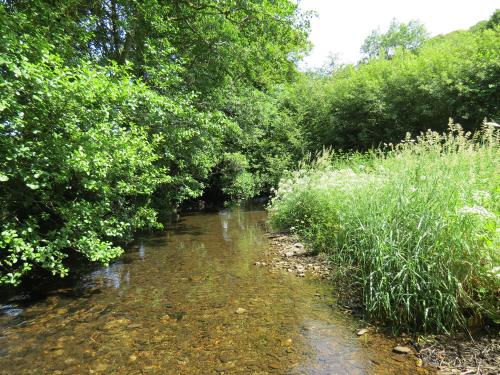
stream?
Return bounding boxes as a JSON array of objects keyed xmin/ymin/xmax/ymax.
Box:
[{"xmin": 0, "ymin": 208, "xmax": 427, "ymax": 374}]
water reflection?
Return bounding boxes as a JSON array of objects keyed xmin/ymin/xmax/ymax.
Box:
[
  {"xmin": 219, "ymin": 210, "xmax": 232, "ymax": 242},
  {"xmin": 85, "ymin": 260, "xmax": 129, "ymax": 289},
  {"xmin": 0, "ymin": 304, "xmax": 23, "ymax": 317},
  {"xmin": 138, "ymin": 242, "xmax": 146, "ymax": 259}
]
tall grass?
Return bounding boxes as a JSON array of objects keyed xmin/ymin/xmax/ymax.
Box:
[{"xmin": 269, "ymin": 122, "xmax": 499, "ymax": 333}]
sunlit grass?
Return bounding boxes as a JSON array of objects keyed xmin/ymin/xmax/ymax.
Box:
[{"xmin": 269, "ymin": 121, "xmax": 499, "ymax": 332}]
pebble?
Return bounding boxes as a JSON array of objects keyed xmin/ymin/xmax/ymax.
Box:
[
  {"xmin": 295, "ymin": 248, "xmax": 307, "ymax": 256},
  {"xmin": 161, "ymin": 314, "xmax": 171, "ymax": 322},
  {"xmin": 295, "ymin": 264, "xmax": 305, "ymax": 272},
  {"xmin": 356, "ymin": 328, "xmax": 368, "ymax": 336},
  {"xmin": 103, "ymin": 318, "xmax": 130, "ymax": 330},
  {"xmin": 235, "ymin": 308, "xmax": 247, "ymax": 314},
  {"xmin": 393, "ymin": 345, "xmax": 412, "ymax": 354},
  {"xmin": 219, "ymin": 354, "xmax": 232, "ymax": 363},
  {"xmin": 94, "ymin": 363, "xmax": 108, "ymax": 372}
]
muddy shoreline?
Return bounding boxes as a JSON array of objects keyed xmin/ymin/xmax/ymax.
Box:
[{"xmin": 260, "ymin": 232, "xmax": 499, "ymax": 375}]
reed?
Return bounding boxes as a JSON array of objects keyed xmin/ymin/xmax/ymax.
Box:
[{"xmin": 269, "ymin": 121, "xmax": 499, "ymax": 332}]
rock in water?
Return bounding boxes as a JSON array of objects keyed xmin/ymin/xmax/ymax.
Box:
[{"xmin": 235, "ymin": 308, "xmax": 247, "ymax": 314}]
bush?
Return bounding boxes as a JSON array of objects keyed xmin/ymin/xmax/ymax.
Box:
[
  {"xmin": 216, "ymin": 85, "xmax": 304, "ymax": 196},
  {"xmin": 269, "ymin": 122, "xmax": 499, "ymax": 332},
  {"xmin": 284, "ymin": 22, "xmax": 500, "ymax": 152},
  {"xmin": 219, "ymin": 152, "xmax": 257, "ymax": 201},
  {"xmin": 0, "ymin": 10, "xmax": 224, "ymax": 284}
]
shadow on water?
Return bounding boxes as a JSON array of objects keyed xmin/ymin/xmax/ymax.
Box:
[{"xmin": 0, "ymin": 207, "xmax": 428, "ymax": 375}]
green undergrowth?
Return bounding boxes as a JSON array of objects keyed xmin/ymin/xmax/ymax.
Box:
[{"xmin": 269, "ymin": 122, "xmax": 499, "ymax": 333}]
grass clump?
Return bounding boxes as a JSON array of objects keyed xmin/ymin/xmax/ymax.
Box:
[{"xmin": 269, "ymin": 121, "xmax": 499, "ymax": 333}]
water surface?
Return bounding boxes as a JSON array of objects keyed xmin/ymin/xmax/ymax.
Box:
[{"xmin": 0, "ymin": 209, "xmax": 426, "ymax": 374}]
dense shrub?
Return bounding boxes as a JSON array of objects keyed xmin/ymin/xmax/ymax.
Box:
[
  {"xmin": 0, "ymin": 10, "xmax": 223, "ymax": 284},
  {"xmin": 208, "ymin": 85, "xmax": 304, "ymax": 200},
  {"xmin": 284, "ymin": 21, "xmax": 500, "ymax": 152},
  {"xmin": 269, "ymin": 123, "xmax": 499, "ymax": 332},
  {"xmin": 218, "ymin": 152, "xmax": 257, "ymax": 201}
]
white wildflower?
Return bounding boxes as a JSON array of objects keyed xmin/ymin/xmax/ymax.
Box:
[
  {"xmin": 491, "ymin": 266, "xmax": 500, "ymax": 278},
  {"xmin": 409, "ymin": 186, "xmax": 417, "ymax": 193},
  {"xmin": 458, "ymin": 205, "xmax": 496, "ymax": 219},
  {"xmin": 472, "ymin": 190, "xmax": 491, "ymax": 204}
]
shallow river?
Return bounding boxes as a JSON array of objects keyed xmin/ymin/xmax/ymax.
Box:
[{"xmin": 0, "ymin": 208, "xmax": 427, "ymax": 374}]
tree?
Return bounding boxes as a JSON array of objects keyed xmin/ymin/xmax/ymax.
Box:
[
  {"xmin": 3, "ymin": 0, "xmax": 310, "ymax": 94},
  {"xmin": 0, "ymin": 0, "xmax": 311, "ymax": 284},
  {"xmin": 284, "ymin": 13, "xmax": 499, "ymax": 152},
  {"xmin": 360, "ymin": 19, "xmax": 429, "ymax": 60},
  {"xmin": 470, "ymin": 9, "xmax": 500, "ymax": 32}
]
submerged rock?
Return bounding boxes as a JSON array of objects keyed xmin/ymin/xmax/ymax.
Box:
[
  {"xmin": 103, "ymin": 318, "xmax": 130, "ymax": 330},
  {"xmin": 269, "ymin": 362, "xmax": 282, "ymax": 369}
]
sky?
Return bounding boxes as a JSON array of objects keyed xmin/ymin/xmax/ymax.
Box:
[{"xmin": 298, "ymin": 0, "xmax": 499, "ymax": 69}]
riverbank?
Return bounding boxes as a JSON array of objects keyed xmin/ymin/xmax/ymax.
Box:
[
  {"xmin": 259, "ymin": 233, "xmax": 332, "ymax": 278},
  {"xmin": 256, "ymin": 232, "xmax": 365, "ymax": 315},
  {"xmin": 262, "ymin": 232, "xmax": 499, "ymax": 375}
]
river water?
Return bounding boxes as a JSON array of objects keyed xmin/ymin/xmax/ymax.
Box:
[{"xmin": 0, "ymin": 208, "xmax": 427, "ymax": 374}]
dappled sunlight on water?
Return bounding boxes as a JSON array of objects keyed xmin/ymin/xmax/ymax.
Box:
[{"xmin": 0, "ymin": 208, "xmax": 427, "ymax": 374}]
